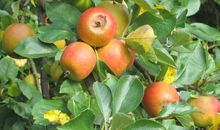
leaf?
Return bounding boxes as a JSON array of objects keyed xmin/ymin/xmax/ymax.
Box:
[
  {"xmin": 38, "ymin": 24, "xmax": 76, "ymax": 43},
  {"xmin": 46, "ymin": 2, "xmax": 81, "ymax": 27},
  {"xmin": 176, "ymin": 9, "xmax": 187, "ymax": 27},
  {"xmin": 153, "ymin": 40, "xmax": 176, "ymax": 68},
  {"xmin": 170, "ymin": 30, "xmax": 192, "ymax": 46},
  {"xmin": 126, "ymin": 25, "xmax": 156, "ymax": 54},
  {"xmin": 124, "ymin": 120, "xmax": 166, "ymax": 130},
  {"xmin": 3, "ymin": 98, "xmax": 32, "ymax": 119},
  {"xmin": 111, "ymin": 113, "xmax": 135, "ymax": 130},
  {"xmin": 112, "ymin": 75, "xmax": 144, "ymax": 114},
  {"xmin": 174, "ymin": 41, "xmax": 206, "ymax": 85},
  {"xmin": 32, "ymin": 99, "xmax": 66, "ymax": 125},
  {"xmin": 57, "ymin": 110, "xmax": 95, "ymax": 130},
  {"xmin": 93, "ymin": 82, "xmax": 112, "ymax": 122},
  {"xmin": 176, "ymin": 114, "xmax": 195, "ymax": 128},
  {"xmin": 0, "ymin": 57, "xmax": 18, "ymax": 82},
  {"xmin": 67, "ymin": 92, "xmax": 90, "ymax": 116},
  {"xmin": 15, "ymin": 37, "xmax": 58, "ymax": 58},
  {"xmin": 186, "ymin": 0, "xmax": 200, "ymax": 16},
  {"xmin": 186, "ymin": 23, "xmax": 220, "ymax": 42},
  {"xmin": 103, "ymin": 73, "xmax": 118, "ymax": 97},
  {"xmin": 130, "ymin": 9, "xmax": 176, "ymax": 38},
  {"xmin": 59, "ymin": 80, "xmax": 83, "ymax": 96}
]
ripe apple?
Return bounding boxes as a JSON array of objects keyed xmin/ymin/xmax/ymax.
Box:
[
  {"xmin": 60, "ymin": 42, "xmax": 96, "ymax": 81},
  {"xmin": 142, "ymin": 82, "xmax": 179, "ymax": 117},
  {"xmin": 97, "ymin": 39, "xmax": 130, "ymax": 76},
  {"xmin": 128, "ymin": 49, "xmax": 135, "ymax": 67},
  {"xmin": 77, "ymin": 7, "xmax": 117, "ymax": 47},
  {"xmin": 98, "ymin": 1, "xmax": 130, "ymax": 37},
  {"xmin": 2, "ymin": 23, "xmax": 35, "ymax": 54},
  {"xmin": 188, "ymin": 96, "xmax": 219, "ymax": 127}
]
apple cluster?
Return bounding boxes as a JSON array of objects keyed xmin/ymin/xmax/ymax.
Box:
[
  {"xmin": 142, "ymin": 81, "xmax": 220, "ymax": 127},
  {"xmin": 60, "ymin": 1, "xmax": 133, "ymax": 81}
]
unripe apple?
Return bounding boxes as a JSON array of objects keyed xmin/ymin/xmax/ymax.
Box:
[
  {"xmin": 98, "ymin": 1, "xmax": 130, "ymax": 37},
  {"xmin": 188, "ymin": 96, "xmax": 219, "ymax": 127},
  {"xmin": 24, "ymin": 74, "xmax": 36, "ymax": 86},
  {"xmin": 77, "ymin": 7, "xmax": 117, "ymax": 47},
  {"xmin": 97, "ymin": 39, "xmax": 130, "ymax": 76},
  {"xmin": 2, "ymin": 23, "xmax": 35, "ymax": 54},
  {"xmin": 60, "ymin": 42, "xmax": 96, "ymax": 81},
  {"xmin": 142, "ymin": 82, "xmax": 179, "ymax": 117},
  {"xmin": 50, "ymin": 62, "xmax": 63, "ymax": 81}
]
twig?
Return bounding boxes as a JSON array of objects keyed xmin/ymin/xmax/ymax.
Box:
[
  {"xmin": 28, "ymin": 58, "xmax": 41, "ymax": 92},
  {"xmin": 40, "ymin": 58, "xmax": 50, "ymax": 99},
  {"xmin": 134, "ymin": 59, "xmax": 153, "ymax": 83}
]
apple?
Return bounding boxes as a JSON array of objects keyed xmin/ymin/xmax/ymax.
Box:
[
  {"xmin": 188, "ymin": 96, "xmax": 219, "ymax": 127},
  {"xmin": 24, "ymin": 74, "xmax": 36, "ymax": 86},
  {"xmin": 2, "ymin": 23, "xmax": 35, "ymax": 54},
  {"xmin": 142, "ymin": 82, "xmax": 179, "ymax": 117},
  {"xmin": 98, "ymin": 1, "xmax": 130, "ymax": 37},
  {"xmin": 97, "ymin": 39, "xmax": 130, "ymax": 76},
  {"xmin": 128, "ymin": 49, "xmax": 135, "ymax": 67},
  {"xmin": 64, "ymin": 0, "xmax": 93, "ymax": 12},
  {"xmin": 60, "ymin": 42, "xmax": 96, "ymax": 81},
  {"xmin": 77, "ymin": 7, "xmax": 117, "ymax": 47}
]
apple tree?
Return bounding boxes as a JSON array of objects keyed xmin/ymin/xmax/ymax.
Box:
[{"xmin": 0, "ymin": 0, "xmax": 220, "ymax": 130}]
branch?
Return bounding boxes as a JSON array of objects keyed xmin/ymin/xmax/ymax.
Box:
[
  {"xmin": 28, "ymin": 58, "xmax": 41, "ymax": 92},
  {"xmin": 40, "ymin": 58, "xmax": 50, "ymax": 99},
  {"xmin": 134, "ymin": 59, "xmax": 153, "ymax": 83}
]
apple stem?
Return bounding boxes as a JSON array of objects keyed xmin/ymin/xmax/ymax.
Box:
[{"xmin": 134, "ymin": 59, "xmax": 153, "ymax": 83}]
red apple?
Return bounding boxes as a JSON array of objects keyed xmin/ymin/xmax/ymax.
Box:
[
  {"xmin": 128, "ymin": 49, "xmax": 135, "ymax": 67},
  {"xmin": 97, "ymin": 39, "xmax": 130, "ymax": 76},
  {"xmin": 60, "ymin": 42, "xmax": 96, "ymax": 81},
  {"xmin": 77, "ymin": 7, "xmax": 117, "ymax": 47},
  {"xmin": 188, "ymin": 96, "xmax": 219, "ymax": 127},
  {"xmin": 142, "ymin": 82, "xmax": 180, "ymax": 117},
  {"xmin": 2, "ymin": 23, "xmax": 35, "ymax": 54}
]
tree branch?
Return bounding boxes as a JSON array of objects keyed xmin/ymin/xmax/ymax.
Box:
[
  {"xmin": 28, "ymin": 58, "xmax": 41, "ymax": 92},
  {"xmin": 134, "ymin": 59, "xmax": 153, "ymax": 83}
]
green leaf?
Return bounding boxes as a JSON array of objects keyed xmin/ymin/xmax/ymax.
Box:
[
  {"xmin": 18, "ymin": 81, "xmax": 42, "ymax": 105},
  {"xmin": 170, "ymin": 30, "xmax": 192, "ymax": 46},
  {"xmin": 130, "ymin": 9, "xmax": 176, "ymax": 38},
  {"xmin": 186, "ymin": 0, "xmax": 200, "ymax": 16},
  {"xmin": 112, "ymin": 75, "xmax": 144, "ymax": 114},
  {"xmin": 176, "ymin": 9, "xmax": 187, "ymax": 27},
  {"xmin": 103, "ymin": 73, "xmax": 118, "ymax": 97},
  {"xmin": 124, "ymin": 120, "xmax": 166, "ymax": 130},
  {"xmin": 126, "ymin": 25, "xmax": 156, "ymax": 54},
  {"xmin": 0, "ymin": 10, "xmax": 15, "ymax": 29},
  {"xmin": 153, "ymin": 40, "xmax": 176, "ymax": 68},
  {"xmin": 0, "ymin": 57, "xmax": 18, "ymax": 82},
  {"xmin": 158, "ymin": 102, "xmax": 198, "ymax": 117},
  {"xmin": 15, "ymin": 37, "xmax": 58, "ymax": 58},
  {"xmin": 215, "ymin": 0, "xmax": 220, "ymax": 5},
  {"xmin": 46, "ymin": 2, "xmax": 81, "ymax": 27},
  {"xmin": 174, "ymin": 41, "xmax": 206, "ymax": 85},
  {"xmin": 32, "ymin": 99, "xmax": 66, "ymax": 125},
  {"xmin": 67, "ymin": 92, "xmax": 90, "ymax": 116},
  {"xmin": 186, "ymin": 23, "xmax": 220, "ymax": 42},
  {"xmin": 7, "ymin": 82, "xmax": 21, "ymax": 97},
  {"xmin": 4, "ymin": 98, "xmax": 32, "ymax": 119},
  {"xmin": 111, "ymin": 113, "xmax": 135, "ymax": 130},
  {"xmin": 59, "ymin": 80, "xmax": 83, "ymax": 95},
  {"xmin": 176, "ymin": 114, "xmax": 195, "ymax": 128},
  {"xmin": 38, "ymin": 24, "xmax": 76, "ymax": 43},
  {"xmin": 93, "ymin": 82, "xmax": 112, "ymax": 122},
  {"xmin": 57, "ymin": 110, "xmax": 95, "ymax": 130}
]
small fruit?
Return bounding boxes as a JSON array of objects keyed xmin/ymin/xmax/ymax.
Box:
[
  {"xmin": 142, "ymin": 82, "xmax": 179, "ymax": 117},
  {"xmin": 25, "ymin": 74, "xmax": 36, "ymax": 86},
  {"xmin": 98, "ymin": 1, "xmax": 130, "ymax": 37},
  {"xmin": 54, "ymin": 40, "xmax": 66, "ymax": 49},
  {"xmin": 60, "ymin": 42, "xmax": 96, "ymax": 81},
  {"xmin": 188, "ymin": 96, "xmax": 219, "ymax": 127},
  {"xmin": 72, "ymin": 0, "xmax": 93, "ymax": 12},
  {"xmin": 77, "ymin": 7, "xmax": 117, "ymax": 47},
  {"xmin": 97, "ymin": 39, "xmax": 130, "ymax": 76},
  {"xmin": 50, "ymin": 62, "xmax": 63, "ymax": 81},
  {"xmin": 2, "ymin": 23, "xmax": 35, "ymax": 54}
]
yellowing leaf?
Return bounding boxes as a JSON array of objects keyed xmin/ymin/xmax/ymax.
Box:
[
  {"xmin": 7, "ymin": 56, "xmax": 27, "ymax": 67},
  {"xmin": 154, "ymin": 4, "xmax": 166, "ymax": 10},
  {"xmin": 44, "ymin": 109, "xmax": 70, "ymax": 125},
  {"xmin": 54, "ymin": 40, "xmax": 66, "ymax": 49},
  {"xmin": 209, "ymin": 114, "xmax": 220, "ymax": 130},
  {"xmin": 138, "ymin": 7, "xmax": 147, "ymax": 16},
  {"xmin": 163, "ymin": 67, "xmax": 177, "ymax": 84},
  {"xmin": 31, "ymin": 0, "xmax": 36, "ymax": 7},
  {"xmin": 125, "ymin": 25, "xmax": 156, "ymax": 54}
]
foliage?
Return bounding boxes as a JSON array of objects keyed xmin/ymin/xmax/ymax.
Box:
[{"xmin": 0, "ymin": 0, "xmax": 220, "ymax": 130}]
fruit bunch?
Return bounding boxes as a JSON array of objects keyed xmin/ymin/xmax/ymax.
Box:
[{"xmin": 60, "ymin": 1, "xmax": 134, "ymax": 81}]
